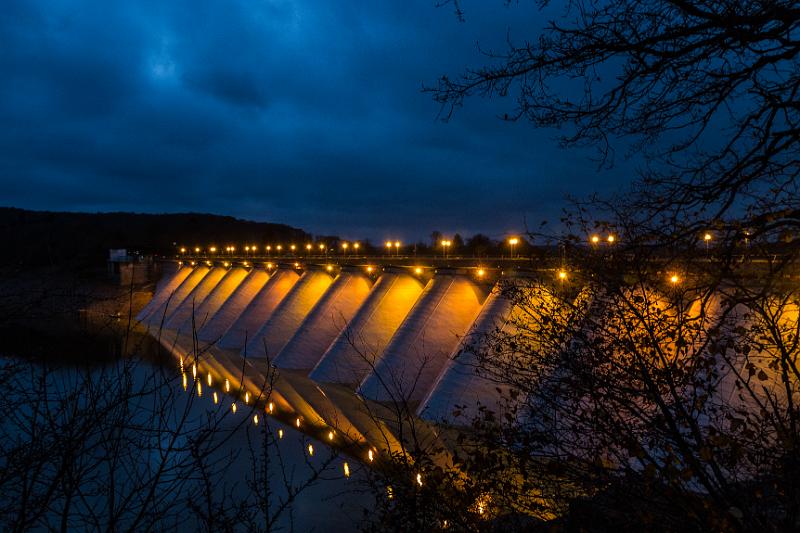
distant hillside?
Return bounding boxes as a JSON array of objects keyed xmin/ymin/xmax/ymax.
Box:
[{"xmin": 0, "ymin": 208, "xmax": 313, "ymax": 269}]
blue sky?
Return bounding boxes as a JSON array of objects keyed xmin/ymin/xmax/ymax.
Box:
[{"xmin": 0, "ymin": 0, "xmax": 630, "ymax": 241}]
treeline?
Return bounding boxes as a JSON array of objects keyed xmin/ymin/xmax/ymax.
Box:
[{"xmin": 0, "ymin": 208, "xmax": 311, "ymax": 269}]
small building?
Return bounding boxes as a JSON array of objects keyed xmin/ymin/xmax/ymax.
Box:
[{"xmin": 107, "ymin": 249, "xmax": 157, "ymax": 285}]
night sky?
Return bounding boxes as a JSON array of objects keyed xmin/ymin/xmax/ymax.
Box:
[{"xmin": 0, "ymin": 1, "xmax": 630, "ymax": 242}]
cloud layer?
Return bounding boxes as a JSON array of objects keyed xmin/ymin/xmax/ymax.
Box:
[{"xmin": 0, "ymin": 0, "xmax": 626, "ymax": 241}]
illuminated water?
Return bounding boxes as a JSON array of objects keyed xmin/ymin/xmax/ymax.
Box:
[{"xmin": 0, "ymin": 313, "xmax": 369, "ymax": 531}]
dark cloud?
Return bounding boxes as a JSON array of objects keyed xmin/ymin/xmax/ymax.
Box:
[{"xmin": 0, "ymin": 0, "xmax": 631, "ymax": 241}]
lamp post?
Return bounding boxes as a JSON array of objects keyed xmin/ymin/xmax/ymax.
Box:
[
  {"xmin": 508, "ymin": 237, "xmax": 519, "ymax": 259},
  {"xmin": 440, "ymin": 239, "xmax": 451, "ymax": 259},
  {"xmin": 394, "ymin": 241, "xmax": 401, "ymax": 257}
]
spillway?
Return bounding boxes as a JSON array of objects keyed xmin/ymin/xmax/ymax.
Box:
[
  {"xmin": 243, "ymin": 269, "xmax": 335, "ymax": 360},
  {"xmin": 178, "ymin": 266, "xmax": 250, "ymax": 334},
  {"xmin": 272, "ymin": 268, "xmax": 374, "ymax": 370},
  {"xmin": 164, "ymin": 267, "xmax": 228, "ymax": 332},
  {"xmin": 144, "ymin": 265, "xmax": 211, "ymax": 328},
  {"xmin": 358, "ymin": 272, "xmax": 486, "ymax": 403},
  {"xmin": 310, "ymin": 270, "xmax": 426, "ymax": 387},
  {"xmin": 217, "ymin": 269, "xmax": 300, "ymax": 351},
  {"xmin": 196, "ymin": 269, "xmax": 270, "ymax": 343},
  {"xmin": 136, "ymin": 265, "xmax": 192, "ymax": 323},
  {"xmin": 417, "ymin": 288, "xmax": 516, "ymax": 423}
]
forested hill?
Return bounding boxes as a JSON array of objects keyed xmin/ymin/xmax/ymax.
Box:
[{"xmin": 0, "ymin": 208, "xmax": 312, "ymax": 269}]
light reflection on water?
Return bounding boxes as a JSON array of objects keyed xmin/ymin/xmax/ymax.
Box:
[{"xmin": 0, "ymin": 313, "xmax": 368, "ymax": 531}]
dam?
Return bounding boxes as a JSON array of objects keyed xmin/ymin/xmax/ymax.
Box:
[{"xmin": 137, "ymin": 250, "xmax": 794, "ymax": 464}]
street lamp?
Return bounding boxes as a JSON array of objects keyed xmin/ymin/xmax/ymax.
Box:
[
  {"xmin": 703, "ymin": 232, "xmax": 712, "ymax": 251},
  {"xmin": 353, "ymin": 242, "xmax": 360, "ymax": 255},
  {"xmin": 670, "ymin": 274, "xmax": 680, "ymax": 285},
  {"xmin": 209, "ymin": 246, "xmax": 217, "ymax": 254},
  {"xmin": 607, "ymin": 234, "xmax": 616, "ymax": 244},
  {"xmin": 558, "ymin": 269, "xmax": 568, "ymax": 281},
  {"xmin": 394, "ymin": 241, "xmax": 401, "ymax": 257},
  {"xmin": 508, "ymin": 237, "xmax": 519, "ymax": 259},
  {"xmin": 440, "ymin": 239, "xmax": 451, "ymax": 259},
  {"xmin": 306, "ymin": 243, "xmax": 312, "ymax": 256}
]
